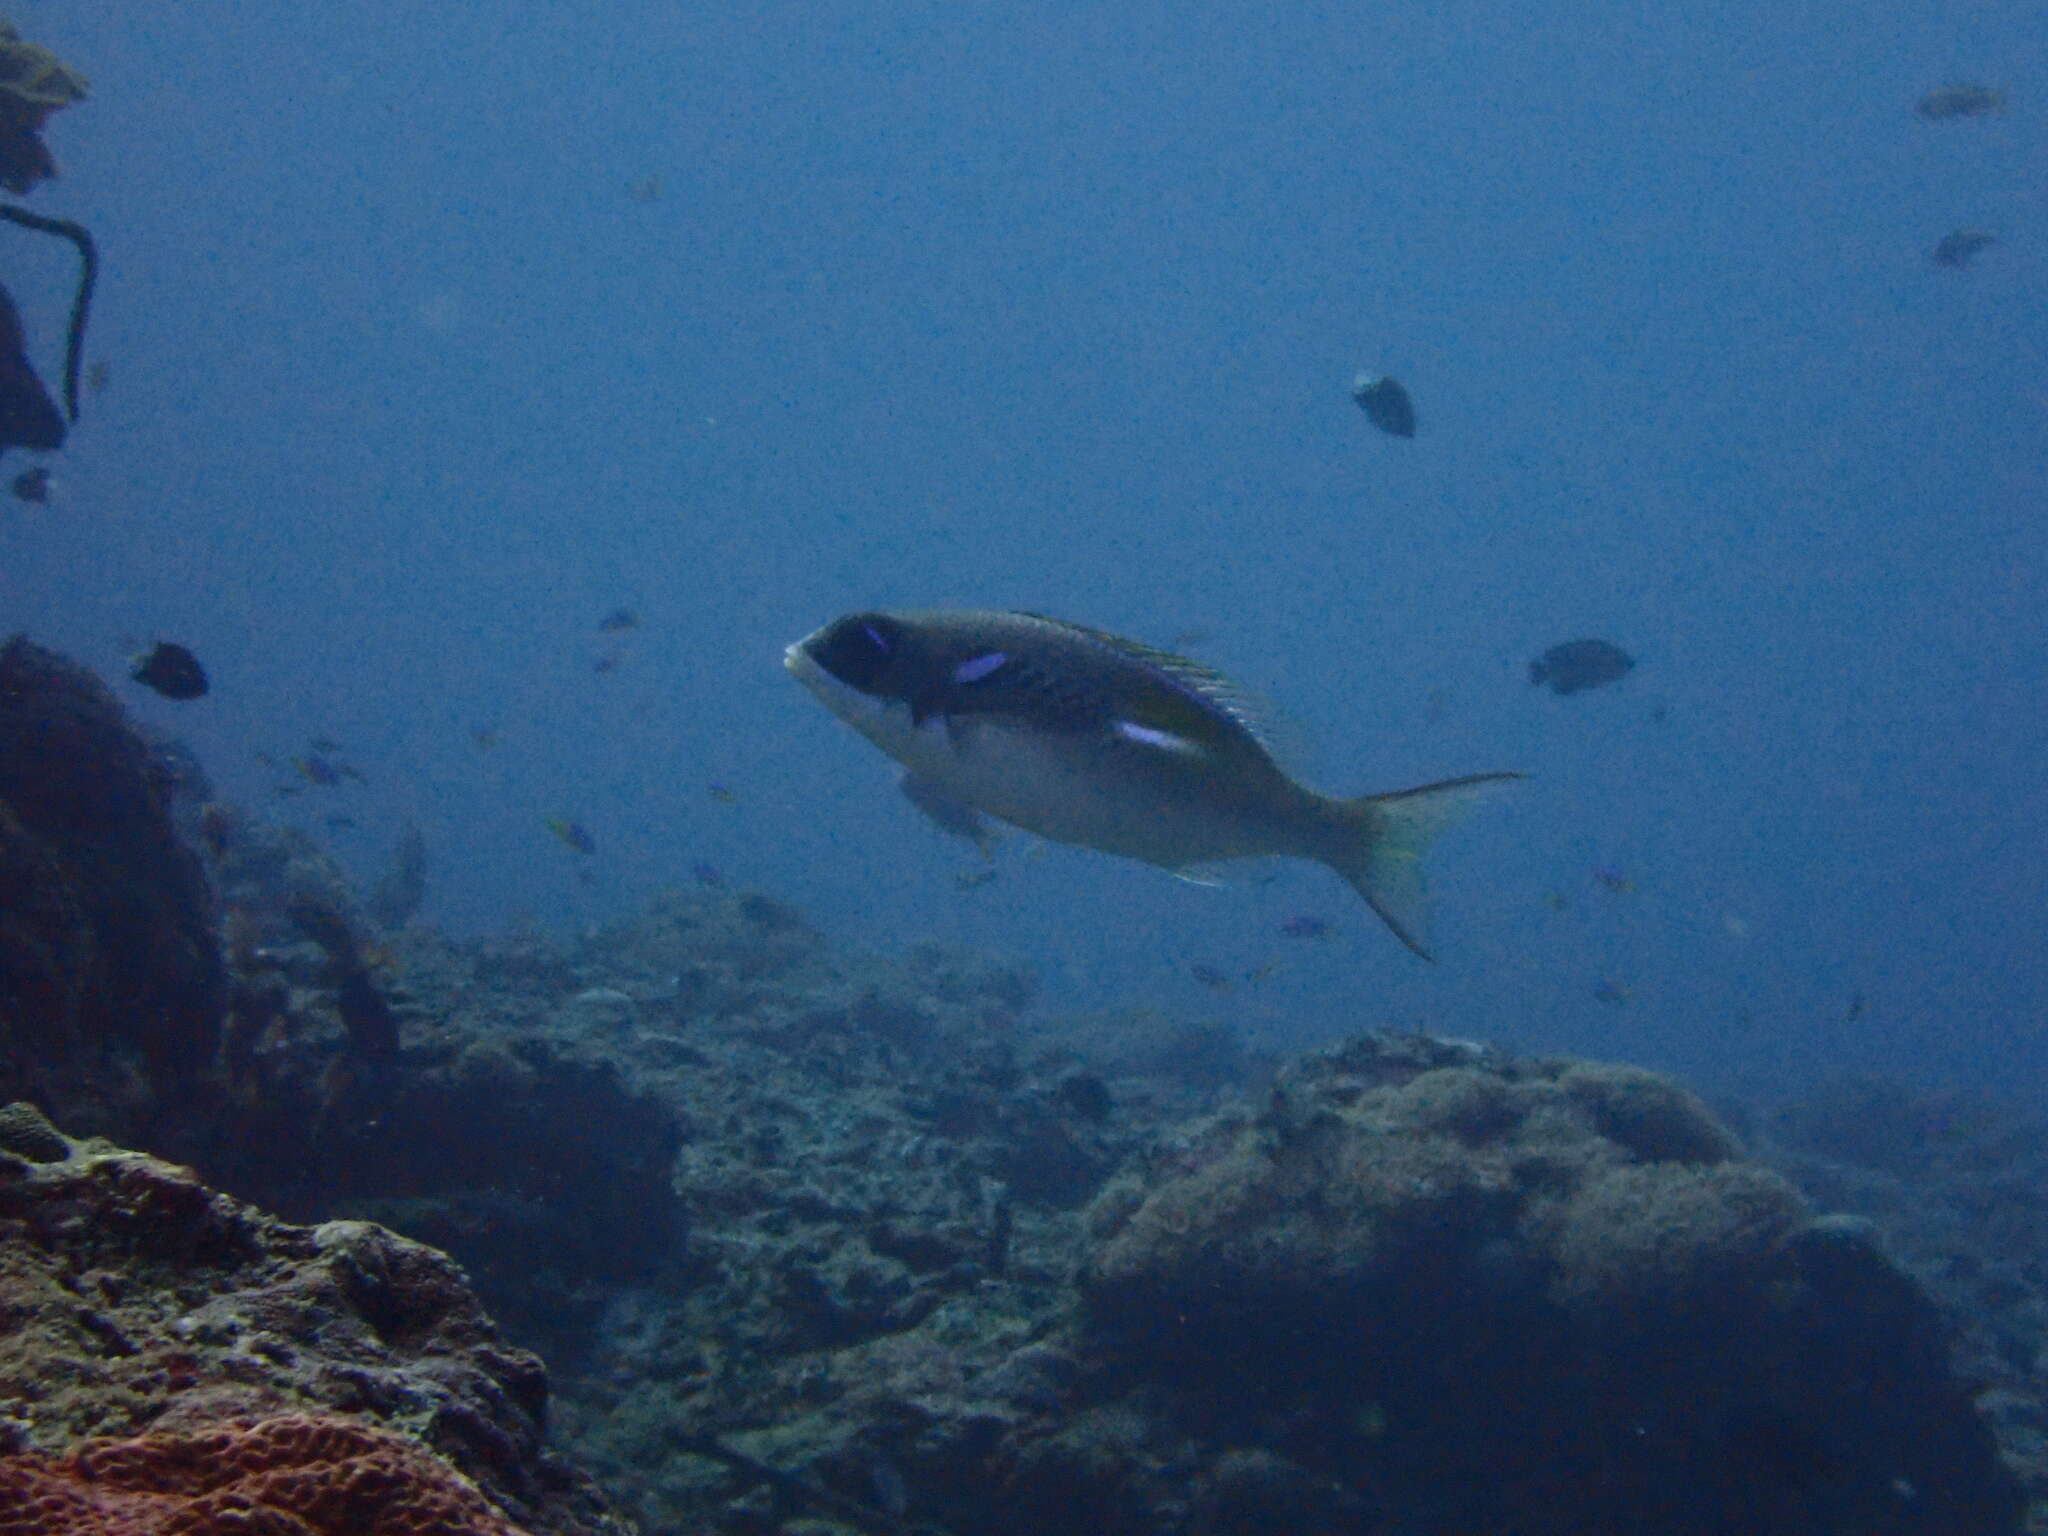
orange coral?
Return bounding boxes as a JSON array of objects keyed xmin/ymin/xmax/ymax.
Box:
[{"xmin": 0, "ymin": 1413, "xmax": 534, "ymax": 1536}]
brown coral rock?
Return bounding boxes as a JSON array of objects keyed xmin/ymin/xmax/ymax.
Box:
[
  {"xmin": 0, "ymin": 1412, "xmax": 526, "ymax": 1536},
  {"xmin": 0, "ymin": 1134, "xmax": 632, "ymax": 1536}
]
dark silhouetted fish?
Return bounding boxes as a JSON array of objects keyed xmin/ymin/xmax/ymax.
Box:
[
  {"xmin": 1931, "ymin": 229, "xmax": 1997, "ymax": 269},
  {"xmin": 129, "ymin": 641, "xmax": 208, "ymax": 700},
  {"xmin": 1350, "ymin": 373, "xmax": 1416, "ymax": 438},
  {"xmin": 900, "ymin": 770, "xmax": 1000, "ymax": 856},
  {"xmin": 1530, "ymin": 638, "xmax": 1633, "ymax": 695},
  {"xmin": 1915, "ymin": 84, "xmax": 2004, "ymax": 120},
  {"xmin": 293, "ymin": 754, "xmax": 344, "ymax": 787},
  {"xmin": 546, "ymin": 815, "xmax": 596, "ymax": 854}
]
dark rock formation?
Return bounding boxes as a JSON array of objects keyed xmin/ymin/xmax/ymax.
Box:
[{"xmin": 0, "ymin": 638, "xmax": 225, "ymax": 1136}]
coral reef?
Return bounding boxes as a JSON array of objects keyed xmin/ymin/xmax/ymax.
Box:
[
  {"xmin": 1069, "ymin": 1035, "xmax": 2021, "ymax": 1534},
  {"xmin": 0, "ymin": 675, "xmax": 2029, "ymax": 1532},
  {"xmin": 0, "ymin": 20, "xmax": 85, "ymax": 194},
  {"xmin": 0, "ymin": 639, "xmax": 225, "ymax": 1134},
  {"xmin": 0, "ymin": 1413, "xmax": 527, "ymax": 1536},
  {"xmin": 0, "ymin": 1114, "xmax": 631, "ymax": 1535}
]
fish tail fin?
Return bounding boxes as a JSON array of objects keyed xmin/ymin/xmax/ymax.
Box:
[{"xmin": 1322, "ymin": 773, "xmax": 1522, "ymax": 960}]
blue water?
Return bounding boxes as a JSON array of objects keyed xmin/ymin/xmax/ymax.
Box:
[{"xmin": 5, "ymin": 0, "xmax": 2041, "ymax": 1102}]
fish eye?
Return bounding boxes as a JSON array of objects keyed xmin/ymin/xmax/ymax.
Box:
[{"xmin": 812, "ymin": 613, "xmax": 903, "ymax": 691}]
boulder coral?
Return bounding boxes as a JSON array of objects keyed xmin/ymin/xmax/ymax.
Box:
[{"xmin": 1076, "ymin": 1032, "xmax": 2023, "ymax": 1535}]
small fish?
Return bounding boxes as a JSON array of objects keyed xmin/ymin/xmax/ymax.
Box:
[
  {"xmin": 900, "ymin": 772, "xmax": 1001, "ymax": 857},
  {"xmin": 691, "ymin": 860, "xmax": 726, "ymax": 889},
  {"xmin": 1242, "ymin": 959, "xmax": 1282, "ymax": 985},
  {"xmin": 471, "ymin": 725, "xmax": 501, "ymax": 749},
  {"xmin": 1167, "ymin": 627, "xmax": 1217, "ymax": 650},
  {"xmin": 85, "ymin": 360, "xmax": 111, "ymax": 393},
  {"xmin": 1530, "ymin": 638, "xmax": 1634, "ymax": 696},
  {"xmin": 196, "ymin": 802, "xmax": 238, "ymax": 859},
  {"xmin": 546, "ymin": 816, "xmax": 596, "ymax": 854},
  {"xmin": 293, "ymin": 755, "xmax": 344, "ymax": 788},
  {"xmin": 1931, "ymin": 229, "xmax": 1997, "ymax": 269},
  {"xmin": 1280, "ymin": 914, "xmax": 1332, "ymax": 939},
  {"xmin": 11, "ymin": 465, "xmax": 49, "ymax": 502},
  {"xmin": 1592, "ymin": 865, "xmax": 1634, "ymax": 894},
  {"xmin": 869, "ymin": 1459, "xmax": 909, "ymax": 1521},
  {"xmin": 598, "ymin": 607, "xmax": 640, "ymax": 633},
  {"xmin": 626, "ymin": 175, "xmax": 663, "ymax": 203},
  {"xmin": 130, "ymin": 641, "xmax": 209, "ymax": 700},
  {"xmin": 1351, "ymin": 373, "xmax": 1417, "ymax": 438},
  {"xmin": 592, "ymin": 653, "xmax": 622, "ymax": 674},
  {"xmin": 1544, "ymin": 890, "xmax": 1570, "ymax": 912},
  {"xmin": 309, "ymin": 736, "xmax": 345, "ymax": 754},
  {"xmin": 324, "ymin": 814, "xmax": 359, "ymax": 831},
  {"xmin": 953, "ymin": 867, "xmax": 1000, "ymax": 890},
  {"xmin": 1915, "ymin": 84, "xmax": 2004, "ymax": 121},
  {"xmin": 1843, "ymin": 992, "xmax": 1866, "ymax": 1024},
  {"xmin": 1592, "ymin": 977, "xmax": 1631, "ymax": 1006},
  {"xmin": 707, "ymin": 782, "xmax": 738, "ymax": 804},
  {"xmin": 1190, "ymin": 964, "xmax": 1233, "ymax": 992},
  {"xmin": 785, "ymin": 609, "xmax": 1519, "ymax": 958}
]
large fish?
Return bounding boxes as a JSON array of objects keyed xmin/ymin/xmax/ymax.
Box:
[{"xmin": 785, "ymin": 609, "xmax": 1519, "ymax": 959}]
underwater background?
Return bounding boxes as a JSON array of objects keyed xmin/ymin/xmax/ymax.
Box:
[
  {"xmin": 5, "ymin": 3, "xmax": 2043, "ymax": 1118},
  {"xmin": 5, "ymin": 6, "xmax": 2048, "ymax": 1534}
]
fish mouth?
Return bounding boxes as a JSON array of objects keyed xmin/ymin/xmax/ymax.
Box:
[{"xmin": 784, "ymin": 636, "xmax": 831, "ymax": 692}]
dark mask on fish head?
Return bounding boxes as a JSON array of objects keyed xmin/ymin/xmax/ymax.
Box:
[{"xmin": 809, "ymin": 613, "xmax": 915, "ymax": 698}]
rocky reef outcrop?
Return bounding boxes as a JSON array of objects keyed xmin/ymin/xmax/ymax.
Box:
[
  {"xmin": 1062, "ymin": 1034, "xmax": 2021, "ymax": 1534},
  {"xmin": 1768, "ymin": 1075, "xmax": 2048, "ymax": 1523},
  {"xmin": 0, "ymin": 1103, "xmax": 632, "ymax": 1536},
  {"xmin": 0, "ymin": 637, "xmax": 2035, "ymax": 1533},
  {"xmin": 0, "ymin": 639, "xmax": 225, "ymax": 1137}
]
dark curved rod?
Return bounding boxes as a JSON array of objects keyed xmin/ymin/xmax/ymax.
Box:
[{"xmin": 0, "ymin": 204, "xmax": 97, "ymax": 421}]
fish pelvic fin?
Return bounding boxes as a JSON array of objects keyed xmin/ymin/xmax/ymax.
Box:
[{"xmin": 1324, "ymin": 773, "xmax": 1523, "ymax": 960}]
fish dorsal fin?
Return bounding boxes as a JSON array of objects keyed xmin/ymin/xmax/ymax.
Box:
[{"xmin": 1013, "ymin": 613, "xmax": 1296, "ymax": 765}]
